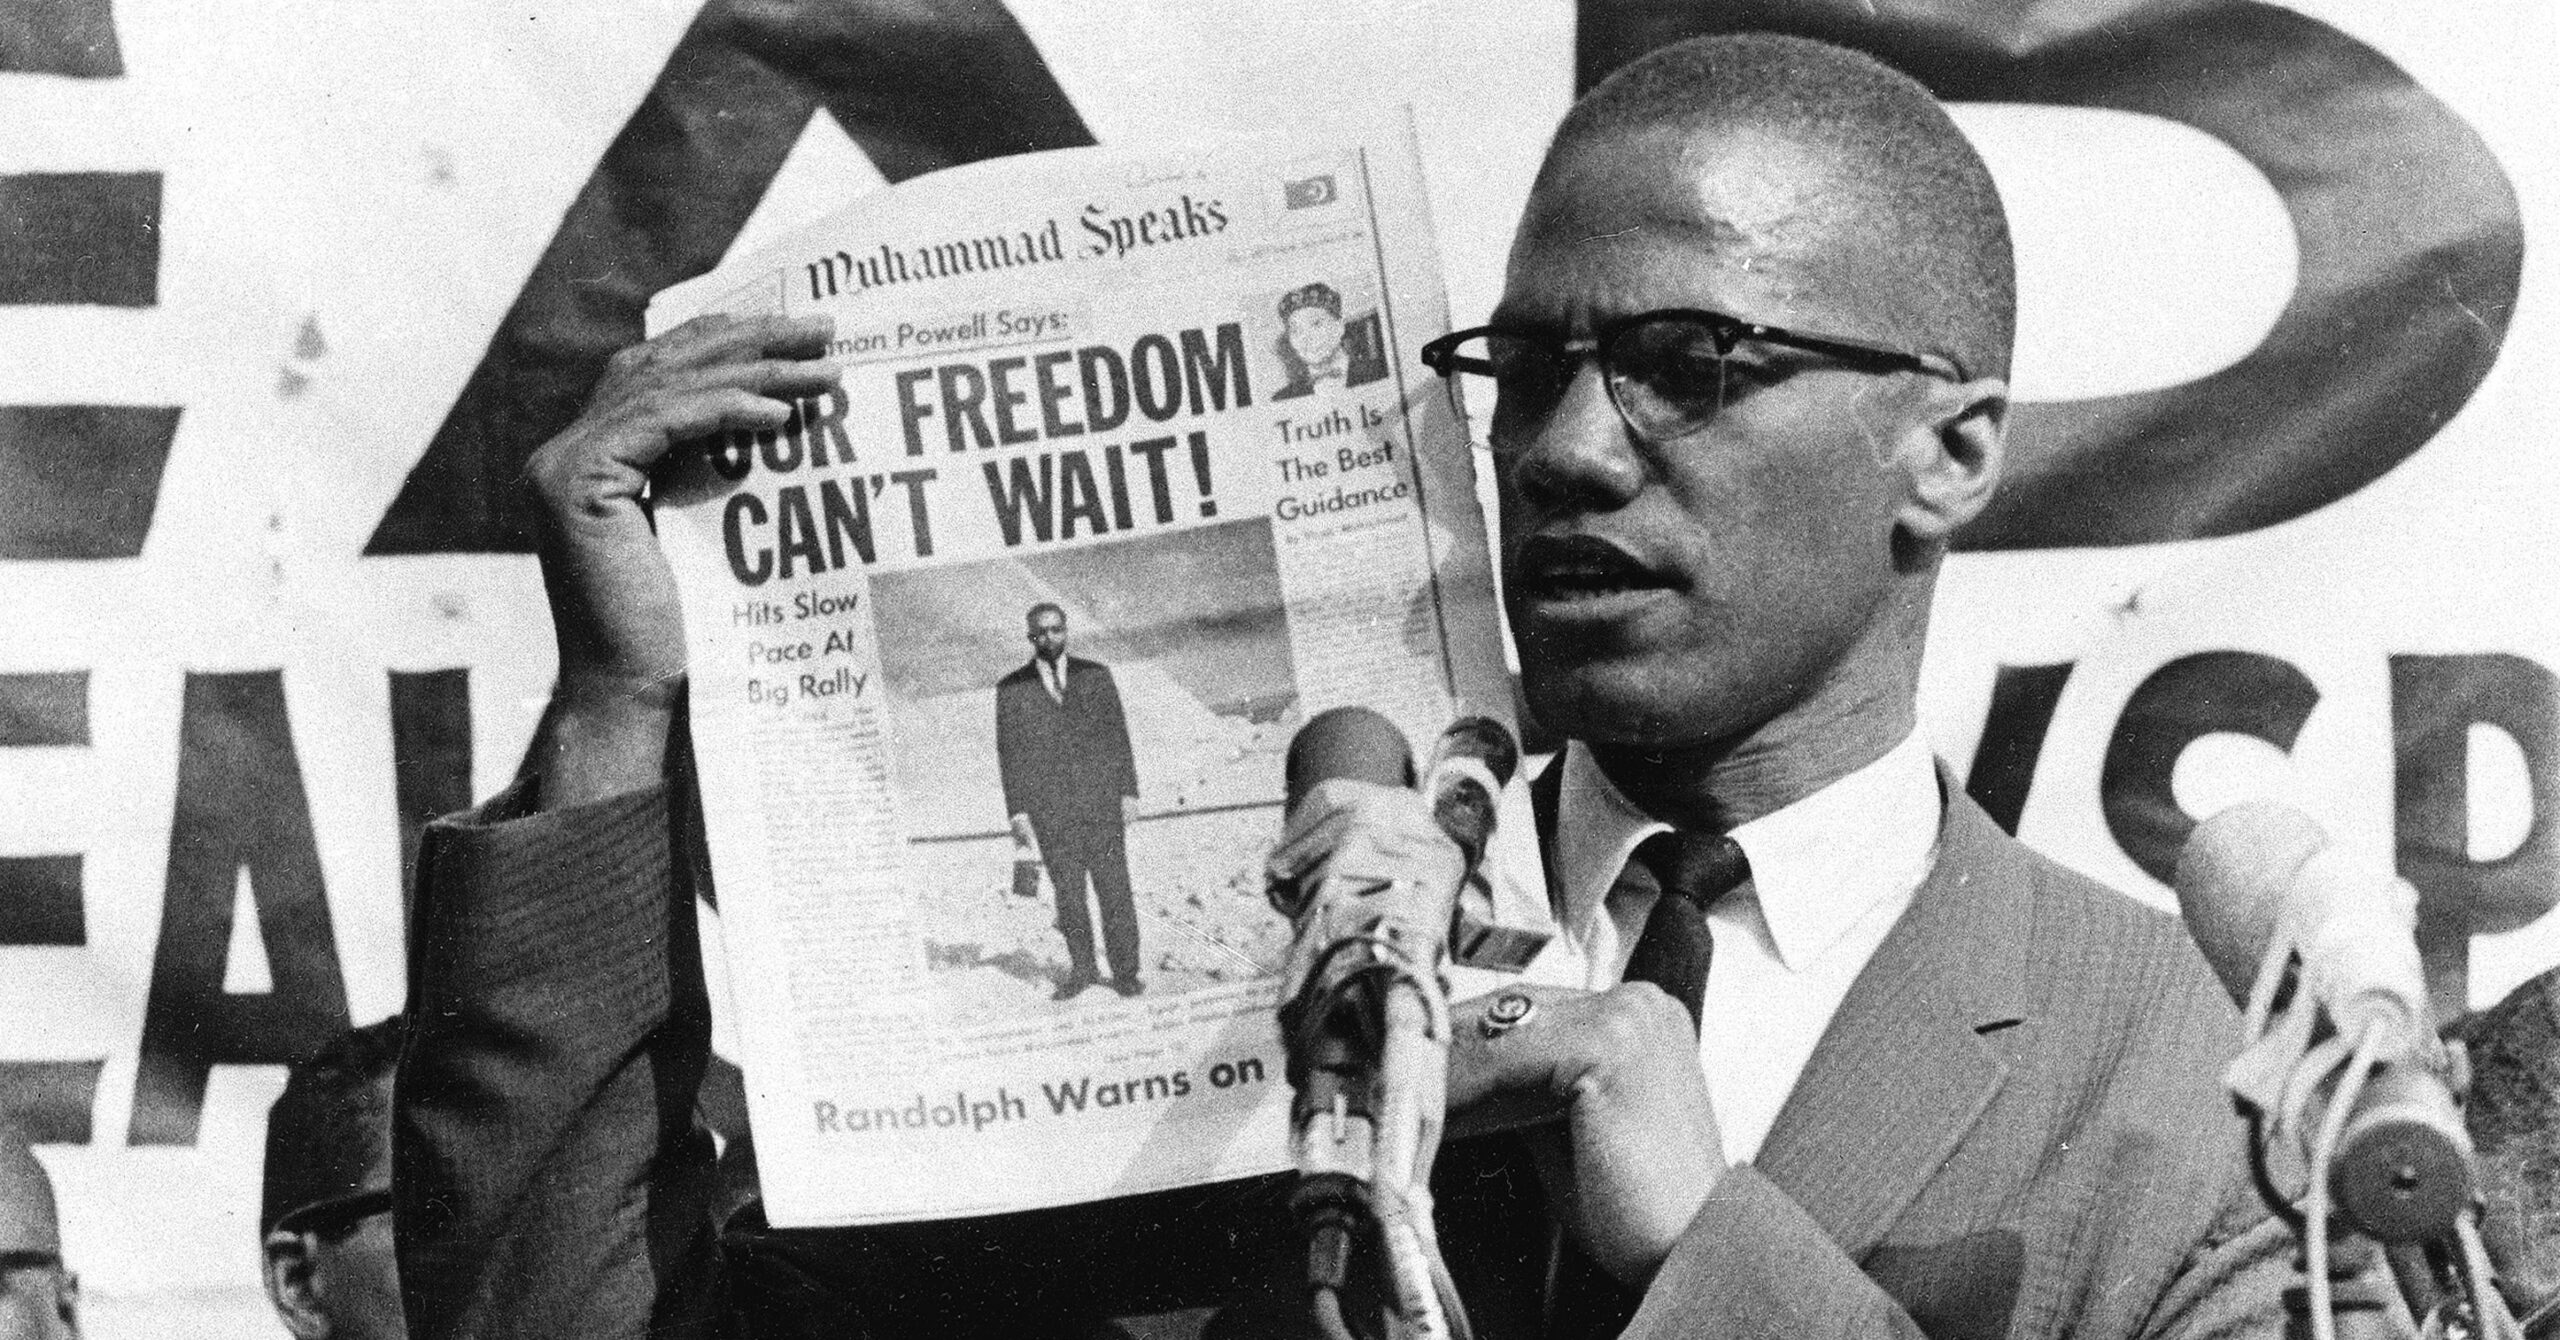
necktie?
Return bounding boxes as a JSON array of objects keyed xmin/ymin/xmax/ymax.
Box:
[{"xmin": 1620, "ymin": 830, "xmax": 1750, "ymax": 1029}]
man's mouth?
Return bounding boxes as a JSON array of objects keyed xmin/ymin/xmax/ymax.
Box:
[{"xmin": 1511, "ymin": 535, "xmax": 1674, "ymax": 604}]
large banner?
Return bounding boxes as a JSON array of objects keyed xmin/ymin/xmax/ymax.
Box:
[{"xmin": 0, "ymin": 1, "xmax": 2550, "ymax": 1333}]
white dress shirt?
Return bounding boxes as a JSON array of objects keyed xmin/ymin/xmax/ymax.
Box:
[{"xmin": 1548, "ymin": 732, "xmax": 1941, "ymax": 1164}]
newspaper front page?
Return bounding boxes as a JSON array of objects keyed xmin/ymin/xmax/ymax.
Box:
[{"xmin": 646, "ymin": 115, "xmax": 1512, "ymax": 1227}]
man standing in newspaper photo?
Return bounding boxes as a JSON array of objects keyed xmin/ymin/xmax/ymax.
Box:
[{"xmin": 995, "ymin": 601, "xmax": 1147, "ymax": 1000}]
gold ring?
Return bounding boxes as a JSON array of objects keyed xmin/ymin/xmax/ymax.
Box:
[{"xmin": 1478, "ymin": 990, "xmax": 1538, "ymax": 1040}]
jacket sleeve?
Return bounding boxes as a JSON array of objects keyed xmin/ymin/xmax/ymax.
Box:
[
  {"xmin": 394, "ymin": 778, "xmax": 726, "ymax": 1340},
  {"xmin": 996, "ymin": 676, "xmax": 1030, "ymax": 820},
  {"xmin": 1092, "ymin": 665, "xmax": 1139, "ymax": 799},
  {"xmin": 1625, "ymin": 1167, "xmax": 1927, "ymax": 1340},
  {"xmin": 1626, "ymin": 1166, "xmax": 2404, "ymax": 1340}
]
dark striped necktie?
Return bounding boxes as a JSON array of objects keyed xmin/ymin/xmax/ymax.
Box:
[{"xmin": 1620, "ymin": 831, "xmax": 1751, "ymax": 1029}]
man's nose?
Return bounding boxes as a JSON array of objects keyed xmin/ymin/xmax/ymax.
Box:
[{"xmin": 1503, "ymin": 364, "xmax": 1647, "ymax": 508}]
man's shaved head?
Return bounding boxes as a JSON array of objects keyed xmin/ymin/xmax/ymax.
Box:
[
  {"xmin": 1, "ymin": 1129, "xmax": 76, "ymax": 1340},
  {"xmin": 1543, "ymin": 32, "xmax": 2015, "ymax": 381},
  {"xmin": 0, "ymin": 1132, "xmax": 58, "ymax": 1257}
]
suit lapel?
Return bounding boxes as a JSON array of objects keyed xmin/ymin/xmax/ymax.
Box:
[
  {"xmin": 1750, "ymin": 781, "xmax": 2033, "ymax": 1261},
  {"xmin": 1531, "ymin": 755, "xmax": 2036, "ymax": 1259}
]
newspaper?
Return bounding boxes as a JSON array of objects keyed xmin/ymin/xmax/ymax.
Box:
[{"xmin": 647, "ymin": 114, "xmax": 1516, "ymax": 1227}]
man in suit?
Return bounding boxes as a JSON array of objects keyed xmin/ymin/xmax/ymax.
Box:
[
  {"xmin": 1317, "ymin": 31, "xmax": 2371, "ymax": 1337},
  {"xmin": 392, "ymin": 31, "xmax": 2394, "ymax": 1340},
  {"xmin": 262, "ymin": 1016, "xmax": 408, "ymax": 1340},
  {"xmin": 995, "ymin": 602, "xmax": 1146, "ymax": 999},
  {"xmin": 0, "ymin": 1129, "xmax": 78, "ymax": 1340}
]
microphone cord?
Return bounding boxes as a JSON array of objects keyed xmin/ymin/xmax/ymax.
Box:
[
  {"xmin": 2305, "ymin": 1020, "xmax": 2386, "ymax": 1340},
  {"xmin": 1288, "ymin": 934, "xmax": 1474, "ymax": 1340},
  {"xmin": 2455, "ymin": 1211, "xmax": 2528, "ymax": 1340}
]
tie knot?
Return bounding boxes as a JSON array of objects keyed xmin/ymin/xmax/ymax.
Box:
[{"xmin": 1632, "ymin": 830, "xmax": 1750, "ymax": 912}]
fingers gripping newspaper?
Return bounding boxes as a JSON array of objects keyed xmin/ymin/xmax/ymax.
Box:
[{"xmin": 647, "ymin": 116, "xmax": 1514, "ymax": 1226}]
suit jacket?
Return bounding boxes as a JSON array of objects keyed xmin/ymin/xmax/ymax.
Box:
[
  {"xmin": 393, "ymin": 766, "xmax": 2398, "ymax": 1339},
  {"xmin": 1435, "ymin": 765, "xmax": 2375, "ymax": 1340},
  {"xmin": 994, "ymin": 654, "xmax": 1138, "ymax": 835}
]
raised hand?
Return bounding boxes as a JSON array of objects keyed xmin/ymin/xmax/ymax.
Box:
[{"xmin": 523, "ymin": 311, "xmax": 839, "ymax": 807}]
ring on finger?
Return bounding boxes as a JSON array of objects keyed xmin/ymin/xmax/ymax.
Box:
[{"xmin": 1478, "ymin": 990, "xmax": 1538, "ymax": 1040}]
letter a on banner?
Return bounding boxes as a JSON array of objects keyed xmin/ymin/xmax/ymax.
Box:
[{"xmin": 130, "ymin": 673, "xmax": 352, "ymax": 1147}]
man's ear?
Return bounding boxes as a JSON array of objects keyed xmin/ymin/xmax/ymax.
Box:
[
  {"xmin": 1891, "ymin": 375, "xmax": 2009, "ymax": 547},
  {"xmin": 262, "ymin": 1229, "xmax": 331, "ymax": 1340}
]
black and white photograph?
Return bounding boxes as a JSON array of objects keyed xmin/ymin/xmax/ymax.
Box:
[
  {"xmin": 869, "ymin": 521, "xmax": 1302, "ymax": 1021},
  {"xmin": 2, "ymin": 2, "xmax": 2555, "ymax": 1336}
]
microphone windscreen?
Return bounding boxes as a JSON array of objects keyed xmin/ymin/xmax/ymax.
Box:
[
  {"xmin": 1285, "ymin": 706, "xmax": 1413, "ymax": 816},
  {"xmin": 1432, "ymin": 716, "xmax": 1521, "ymax": 789},
  {"xmin": 2173, "ymin": 801, "xmax": 2329, "ymax": 1008}
]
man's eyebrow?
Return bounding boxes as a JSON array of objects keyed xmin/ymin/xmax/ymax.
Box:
[{"xmin": 1484, "ymin": 306, "xmax": 1568, "ymax": 331}]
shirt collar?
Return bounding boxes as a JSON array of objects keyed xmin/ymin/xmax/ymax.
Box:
[{"xmin": 1552, "ymin": 731, "xmax": 1940, "ymax": 971}]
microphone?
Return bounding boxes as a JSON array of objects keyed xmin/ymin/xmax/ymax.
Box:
[
  {"xmin": 1423, "ymin": 716, "xmax": 1518, "ymax": 871},
  {"xmin": 2176, "ymin": 802, "xmax": 2430, "ymax": 1057},
  {"xmin": 2174, "ymin": 802, "xmax": 2473, "ymax": 1244},
  {"xmin": 1269, "ymin": 706, "xmax": 1473, "ymax": 1337},
  {"xmin": 1424, "ymin": 717, "xmax": 1552, "ymax": 974}
]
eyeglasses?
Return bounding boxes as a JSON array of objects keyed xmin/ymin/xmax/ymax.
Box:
[
  {"xmin": 0, "ymin": 1250, "xmax": 61, "ymax": 1274},
  {"xmin": 1418, "ymin": 308, "xmax": 1964, "ymax": 453},
  {"xmin": 273, "ymin": 1187, "xmax": 392, "ymax": 1239}
]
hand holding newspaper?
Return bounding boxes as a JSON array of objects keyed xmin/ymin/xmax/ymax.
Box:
[{"xmin": 646, "ymin": 114, "xmax": 1532, "ymax": 1227}]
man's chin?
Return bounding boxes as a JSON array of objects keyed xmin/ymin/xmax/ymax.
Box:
[{"xmin": 1520, "ymin": 661, "xmax": 1737, "ymax": 752}]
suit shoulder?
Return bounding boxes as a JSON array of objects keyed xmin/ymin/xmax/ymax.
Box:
[
  {"xmin": 997, "ymin": 663, "xmax": 1041, "ymax": 689},
  {"xmin": 1988, "ymin": 829, "xmax": 2237, "ymax": 1041},
  {"xmin": 1066, "ymin": 656, "xmax": 1116, "ymax": 680}
]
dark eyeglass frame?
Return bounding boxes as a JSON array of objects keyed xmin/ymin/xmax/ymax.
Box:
[
  {"xmin": 1418, "ymin": 307, "xmax": 1966, "ymax": 450},
  {"xmin": 0, "ymin": 1250, "xmax": 63, "ymax": 1274},
  {"xmin": 272, "ymin": 1187, "xmax": 393, "ymax": 1239}
]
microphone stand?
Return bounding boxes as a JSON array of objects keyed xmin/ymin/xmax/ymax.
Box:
[
  {"xmin": 2232, "ymin": 957, "xmax": 2526, "ymax": 1340},
  {"xmin": 1276, "ymin": 903, "xmax": 1468, "ymax": 1340}
]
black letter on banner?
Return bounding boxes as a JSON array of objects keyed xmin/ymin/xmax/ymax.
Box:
[
  {"xmin": 1575, "ymin": 2, "xmax": 2522, "ymax": 549},
  {"xmin": 367, "ymin": 0, "xmax": 1094, "ymax": 555},
  {"xmin": 2100, "ymin": 651, "xmax": 2319, "ymax": 884},
  {"xmin": 0, "ymin": 0, "xmax": 125, "ymax": 76},
  {"xmin": 130, "ymin": 672, "xmax": 352, "ymax": 1146},
  {"xmin": 2392, "ymin": 654, "xmax": 2560, "ymax": 944},
  {"xmin": 0, "ymin": 173, "xmax": 160, "ymax": 306},
  {"xmin": 0, "ymin": 671, "xmax": 106, "ymax": 1144},
  {"xmin": 0, "ymin": 406, "xmax": 181, "ymax": 559},
  {"xmin": 390, "ymin": 669, "xmax": 473, "ymax": 904},
  {"xmin": 1963, "ymin": 662, "xmax": 2077, "ymax": 837}
]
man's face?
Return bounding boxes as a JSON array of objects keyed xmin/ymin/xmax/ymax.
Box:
[
  {"xmin": 299, "ymin": 1200, "xmax": 403, "ymax": 1340},
  {"xmin": 1495, "ymin": 124, "xmax": 1926, "ymax": 750},
  {"xmin": 1027, "ymin": 610, "xmax": 1068, "ymax": 662},
  {"xmin": 1285, "ymin": 306, "xmax": 1346, "ymax": 368},
  {"xmin": 0, "ymin": 1259, "xmax": 77, "ymax": 1340},
  {"xmin": 0, "ymin": 1140, "xmax": 74, "ymax": 1340},
  {"xmin": 264, "ymin": 1081, "xmax": 405, "ymax": 1340}
]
